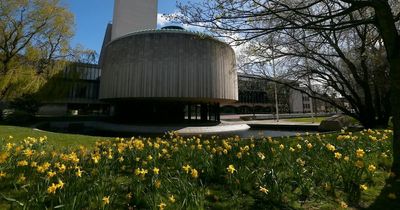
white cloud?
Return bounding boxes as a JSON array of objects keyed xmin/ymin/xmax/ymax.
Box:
[
  {"xmin": 157, "ymin": 12, "xmax": 204, "ymax": 32},
  {"xmin": 157, "ymin": 13, "xmax": 171, "ymax": 27}
]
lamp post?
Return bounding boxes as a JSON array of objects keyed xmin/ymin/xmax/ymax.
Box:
[
  {"xmin": 303, "ymin": 30, "xmax": 315, "ymax": 123},
  {"xmin": 272, "ymin": 46, "xmax": 279, "ymax": 122}
]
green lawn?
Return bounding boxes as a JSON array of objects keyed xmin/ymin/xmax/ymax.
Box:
[
  {"xmin": 0, "ymin": 125, "xmax": 107, "ymax": 148},
  {"xmin": 285, "ymin": 117, "xmax": 327, "ymax": 123}
]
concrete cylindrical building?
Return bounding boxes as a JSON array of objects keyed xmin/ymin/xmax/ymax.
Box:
[{"xmin": 100, "ymin": 29, "xmax": 238, "ymax": 122}]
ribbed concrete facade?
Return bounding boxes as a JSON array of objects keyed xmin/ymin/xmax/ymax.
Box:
[{"xmin": 99, "ymin": 30, "xmax": 238, "ymax": 103}]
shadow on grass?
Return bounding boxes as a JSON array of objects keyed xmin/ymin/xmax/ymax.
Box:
[{"xmin": 364, "ymin": 176, "xmax": 400, "ymax": 210}]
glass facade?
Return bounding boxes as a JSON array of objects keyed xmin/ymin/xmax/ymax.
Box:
[
  {"xmin": 221, "ymin": 74, "xmax": 296, "ymax": 114},
  {"xmin": 62, "ymin": 63, "xmax": 101, "ymax": 101},
  {"xmin": 44, "ymin": 63, "xmax": 110, "ymax": 116}
]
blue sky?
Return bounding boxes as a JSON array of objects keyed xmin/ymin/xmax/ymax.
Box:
[{"xmin": 61, "ymin": 0, "xmax": 197, "ymax": 54}]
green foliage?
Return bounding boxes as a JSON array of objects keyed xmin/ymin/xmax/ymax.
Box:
[
  {"xmin": 9, "ymin": 94, "xmax": 41, "ymax": 113},
  {"xmin": 0, "ymin": 0, "xmax": 75, "ymax": 100},
  {"xmin": 0, "ymin": 129, "xmax": 396, "ymax": 209},
  {"xmin": 286, "ymin": 117, "xmax": 327, "ymax": 123},
  {"xmin": 1, "ymin": 109, "xmax": 34, "ymax": 125},
  {"xmin": 0, "ymin": 125, "xmax": 107, "ymax": 148},
  {"xmin": 1, "ymin": 94, "xmax": 40, "ymax": 125}
]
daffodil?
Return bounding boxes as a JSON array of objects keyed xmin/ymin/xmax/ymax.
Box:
[
  {"xmin": 158, "ymin": 202, "xmax": 166, "ymax": 210},
  {"xmin": 169, "ymin": 195, "xmax": 176, "ymax": 203},
  {"xmin": 257, "ymin": 152, "xmax": 265, "ymax": 160},
  {"xmin": 153, "ymin": 167, "xmax": 160, "ymax": 175},
  {"xmin": 227, "ymin": 164, "xmax": 236, "ymax": 174},
  {"xmin": 68, "ymin": 152, "xmax": 80, "ymax": 163},
  {"xmin": 58, "ymin": 164, "xmax": 66, "ymax": 173},
  {"xmin": 368, "ymin": 164, "xmax": 376, "ymax": 172},
  {"xmin": 147, "ymin": 155, "xmax": 153, "ymax": 160},
  {"xmin": 191, "ymin": 168, "xmax": 199, "ymax": 178},
  {"xmin": 259, "ymin": 186, "xmax": 269, "ymax": 194},
  {"xmin": 334, "ymin": 152, "xmax": 342, "ymax": 159},
  {"xmin": 360, "ymin": 184, "xmax": 368, "ymax": 191},
  {"xmin": 0, "ymin": 152, "xmax": 9, "ymax": 164},
  {"xmin": 47, "ymin": 170, "xmax": 57, "ymax": 178},
  {"xmin": 126, "ymin": 192, "xmax": 133, "ymax": 200},
  {"xmin": 340, "ymin": 201, "xmax": 348, "ymax": 208},
  {"xmin": 102, "ymin": 196, "xmax": 110, "ymax": 205},
  {"xmin": 76, "ymin": 168, "xmax": 82, "ymax": 177},
  {"xmin": 223, "ymin": 149, "xmax": 228, "ymax": 155},
  {"xmin": 17, "ymin": 160, "xmax": 28, "ymax": 166},
  {"xmin": 326, "ymin": 144, "xmax": 336, "ymax": 151},
  {"xmin": 135, "ymin": 168, "xmax": 148, "ymax": 177},
  {"xmin": 6, "ymin": 143, "xmax": 13, "ymax": 151},
  {"xmin": 296, "ymin": 158, "xmax": 305, "ymax": 166},
  {"xmin": 47, "ymin": 183, "xmax": 58, "ymax": 194},
  {"xmin": 356, "ymin": 148, "xmax": 365, "ymax": 158},
  {"xmin": 23, "ymin": 149, "xmax": 34, "ymax": 157},
  {"xmin": 182, "ymin": 164, "xmax": 191, "ymax": 174},
  {"xmin": 133, "ymin": 139, "xmax": 145, "ymax": 150},
  {"xmin": 57, "ymin": 179, "xmax": 64, "ymax": 189},
  {"xmin": 91, "ymin": 153, "xmax": 101, "ymax": 164}
]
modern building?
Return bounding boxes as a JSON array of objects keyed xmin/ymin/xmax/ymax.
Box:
[
  {"xmin": 99, "ymin": 0, "xmax": 237, "ymax": 123},
  {"xmin": 221, "ymin": 74, "xmax": 335, "ymax": 114},
  {"xmin": 39, "ymin": 0, "xmax": 238, "ymax": 123},
  {"xmin": 37, "ymin": 63, "xmax": 110, "ymax": 116},
  {"xmin": 37, "ymin": 0, "xmax": 335, "ymax": 121}
]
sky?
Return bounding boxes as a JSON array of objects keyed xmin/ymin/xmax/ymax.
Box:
[{"xmin": 60, "ymin": 0, "xmax": 197, "ymax": 54}]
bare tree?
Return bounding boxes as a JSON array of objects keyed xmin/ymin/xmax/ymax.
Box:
[
  {"xmin": 174, "ymin": 0, "xmax": 400, "ymax": 175},
  {"xmin": 239, "ymin": 23, "xmax": 390, "ymax": 129}
]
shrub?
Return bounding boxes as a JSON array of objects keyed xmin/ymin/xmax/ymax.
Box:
[
  {"xmin": 9, "ymin": 94, "xmax": 41, "ymax": 114},
  {"xmin": 1, "ymin": 109, "xmax": 35, "ymax": 125}
]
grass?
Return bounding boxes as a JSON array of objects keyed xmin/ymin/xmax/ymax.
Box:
[
  {"xmin": 0, "ymin": 125, "xmax": 398, "ymax": 209},
  {"xmin": 285, "ymin": 117, "xmax": 327, "ymax": 123},
  {"xmin": 0, "ymin": 125, "xmax": 107, "ymax": 148}
]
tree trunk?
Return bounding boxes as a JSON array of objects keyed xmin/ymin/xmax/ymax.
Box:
[
  {"xmin": 390, "ymin": 56, "xmax": 400, "ymax": 177},
  {"xmin": 372, "ymin": 1, "xmax": 400, "ymax": 177},
  {"xmin": 358, "ymin": 114, "xmax": 388, "ymax": 129}
]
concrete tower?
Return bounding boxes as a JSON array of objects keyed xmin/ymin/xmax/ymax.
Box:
[{"xmin": 111, "ymin": 0, "xmax": 158, "ymax": 40}]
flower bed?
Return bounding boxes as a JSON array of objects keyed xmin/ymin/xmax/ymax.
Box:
[{"xmin": 0, "ymin": 129, "xmax": 395, "ymax": 209}]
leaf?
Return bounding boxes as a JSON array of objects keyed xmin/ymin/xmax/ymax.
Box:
[{"xmin": 0, "ymin": 193, "xmax": 24, "ymax": 206}]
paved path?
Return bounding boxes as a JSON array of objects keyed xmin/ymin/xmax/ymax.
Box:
[
  {"xmin": 221, "ymin": 119, "xmax": 320, "ymax": 126},
  {"xmin": 38, "ymin": 121, "xmax": 251, "ymax": 135},
  {"xmin": 35, "ymin": 117, "xmax": 321, "ymax": 136}
]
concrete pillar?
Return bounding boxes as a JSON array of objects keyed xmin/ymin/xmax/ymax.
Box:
[
  {"xmin": 112, "ymin": 0, "xmax": 158, "ymax": 40},
  {"xmin": 200, "ymin": 104, "xmax": 208, "ymax": 121}
]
